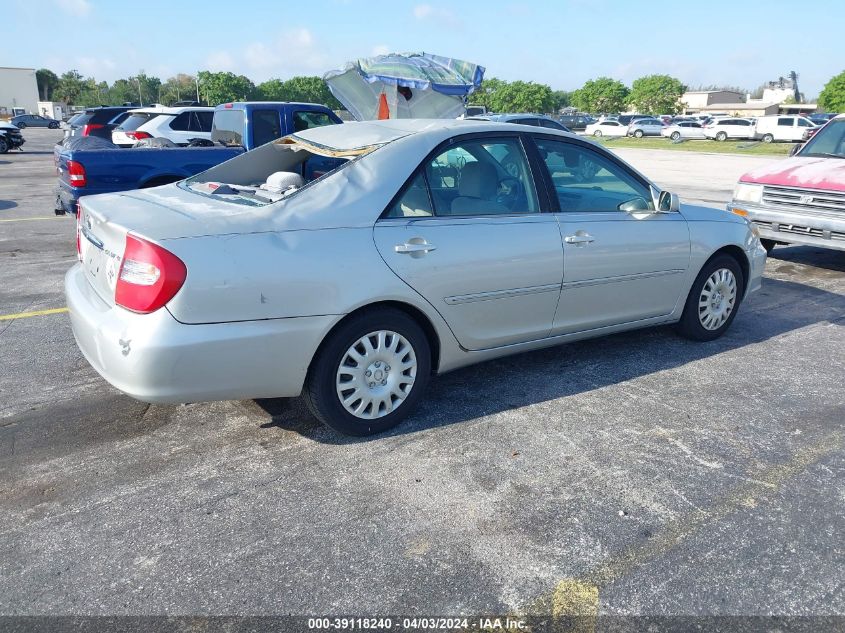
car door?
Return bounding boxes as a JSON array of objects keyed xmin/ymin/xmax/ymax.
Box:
[
  {"xmin": 373, "ymin": 133, "xmax": 563, "ymax": 351},
  {"xmin": 776, "ymin": 117, "xmax": 794, "ymax": 141},
  {"xmin": 531, "ymin": 135, "xmax": 690, "ymax": 335}
]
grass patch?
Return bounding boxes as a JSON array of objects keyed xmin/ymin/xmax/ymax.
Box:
[{"xmin": 589, "ymin": 135, "xmax": 795, "ymax": 156}]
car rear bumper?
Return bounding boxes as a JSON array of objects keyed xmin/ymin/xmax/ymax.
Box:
[
  {"xmin": 728, "ymin": 201, "xmax": 845, "ymax": 252},
  {"xmin": 65, "ymin": 264, "xmax": 337, "ymax": 403}
]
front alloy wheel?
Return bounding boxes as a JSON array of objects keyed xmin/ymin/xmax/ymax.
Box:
[{"xmin": 304, "ymin": 308, "xmax": 431, "ymax": 436}]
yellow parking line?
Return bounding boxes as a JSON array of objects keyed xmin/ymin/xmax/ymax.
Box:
[
  {"xmin": 0, "ymin": 307, "xmax": 69, "ymax": 321},
  {"xmin": 0, "ymin": 216, "xmax": 63, "ymax": 223}
]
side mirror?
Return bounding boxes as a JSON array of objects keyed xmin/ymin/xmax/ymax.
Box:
[{"xmin": 657, "ymin": 190, "xmax": 680, "ymax": 212}]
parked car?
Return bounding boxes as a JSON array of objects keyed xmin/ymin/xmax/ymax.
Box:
[
  {"xmin": 558, "ymin": 114, "xmax": 595, "ymax": 131},
  {"xmin": 0, "ymin": 121, "xmax": 25, "ymax": 153},
  {"xmin": 111, "ymin": 106, "xmax": 215, "ymax": 147},
  {"xmin": 66, "ymin": 119, "xmax": 765, "ymax": 436},
  {"xmin": 754, "ymin": 115, "xmax": 816, "ymax": 143},
  {"xmin": 627, "ymin": 118, "xmax": 664, "ymax": 138},
  {"xmin": 585, "ymin": 120, "xmax": 628, "ymax": 137},
  {"xmin": 808, "ymin": 113, "xmax": 836, "ymax": 126},
  {"xmin": 471, "ymin": 113, "xmax": 570, "ymax": 132},
  {"xmin": 728, "ymin": 114, "xmax": 845, "ymax": 253},
  {"xmin": 12, "ymin": 113, "xmax": 60, "ymax": 129},
  {"xmin": 703, "ymin": 118, "xmax": 757, "ymax": 141},
  {"xmin": 661, "ymin": 121, "xmax": 706, "ymax": 141},
  {"xmin": 63, "ymin": 106, "xmax": 135, "ymax": 142},
  {"xmin": 56, "ymin": 102, "xmax": 343, "ymax": 214}
]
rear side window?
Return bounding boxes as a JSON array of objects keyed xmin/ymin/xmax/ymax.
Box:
[
  {"xmin": 118, "ymin": 113, "xmax": 161, "ymax": 131},
  {"xmin": 252, "ymin": 109, "xmax": 282, "ymax": 147},
  {"xmin": 293, "ymin": 111, "xmax": 335, "ymax": 132},
  {"xmin": 194, "ymin": 111, "xmax": 213, "ymax": 132},
  {"xmin": 211, "ymin": 109, "xmax": 245, "ymax": 146},
  {"xmin": 169, "ymin": 112, "xmax": 192, "ymax": 131},
  {"xmin": 385, "ymin": 172, "xmax": 434, "ymax": 218}
]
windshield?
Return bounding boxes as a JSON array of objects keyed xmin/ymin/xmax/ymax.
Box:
[
  {"xmin": 799, "ymin": 119, "xmax": 845, "ymax": 158},
  {"xmin": 117, "ymin": 112, "xmax": 163, "ymax": 132}
]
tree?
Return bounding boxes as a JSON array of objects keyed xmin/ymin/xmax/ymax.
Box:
[
  {"xmin": 571, "ymin": 77, "xmax": 629, "ymax": 114},
  {"xmin": 471, "ymin": 77, "xmax": 506, "ymax": 110},
  {"xmin": 36, "ymin": 69, "xmax": 59, "ymax": 101},
  {"xmin": 129, "ymin": 72, "xmax": 162, "ymax": 106},
  {"xmin": 159, "ymin": 74, "xmax": 196, "ymax": 105},
  {"xmin": 257, "ymin": 79, "xmax": 286, "ymax": 101},
  {"xmin": 109, "ymin": 79, "xmax": 140, "ymax": 105},
  {"xmin": 197, "ymin": 71, "xmax": 256, "ymax": 106},
  {"xmin": 818, "ymin": 71, "xmax": 845, "ymax": 112},
  {"xmin": 55, "ymin": 70, "xmax": 86, "ymax": 105},
  {"xmin": 627, "ymin": 74, "xmax": 686, "ymax": 115},
  {"xmin": 551, "ymin": 90, "xmax": 571, "ymax": 112},
  {"xmin": 489, "ymin": 80, "xmax": 555, "ymax": 113}
]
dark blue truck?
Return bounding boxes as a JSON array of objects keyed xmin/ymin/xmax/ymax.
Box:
[{"xmin": 55, "ymin": 102, "xmax": 342, "ymax": 214}]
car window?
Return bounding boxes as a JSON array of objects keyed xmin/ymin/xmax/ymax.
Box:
[
  {"xmin": 211, "ymin": 109, "xmax": 245, "ymax": 146},
  {"xmin": 118, "ymin": 112, "xmax": 161, "ymax": 131},
  {"xmin": 293, "ymin": 111, "xmax": 335, "ymax": 132},
  {"xmin": 424, "ymin": 137, "xmax": 538, "ymax": 216},
  {"xmin": 169, "ymin": 112, "xmax": 191, "ymax": 131},
  {"xmin": 385, "ymin": 172, "xmax": 434, "ymax": 218},
  {"xmin": 797, "ymin": 118, "xmax": 811, "ymax": 127},
  {"xmin": 799, "ymin": 119, "xmax": 845, "ymax": 157},
  {"xmin": 253, "ymin": 109, "xmax": 282, "ymax": 147},
  {"xmin": 540, "ymin": 119, "xmax": 565, "ymax": 130},
  {"xmin": 535, "ymin": 138, "xmax": 654, "ymax": 213},
  {"xmin": 778, "ymin": 117, "xmax": 793, "ymax": 126},
  {"xmin": 192, "ymin": 111, "xmax": 213, "ymax": 132},
  {"xmin": 738, "ymin": 120, "xmax": 751, "ymax": 126},
  {"xmin": 108, "ymin": 112, "xmax": 130, "ymax": 126}
]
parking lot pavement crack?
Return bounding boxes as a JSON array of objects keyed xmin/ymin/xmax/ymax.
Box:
[{"xmin": 525, "ymin": 430, "xmax": 843, "ymax": 617}]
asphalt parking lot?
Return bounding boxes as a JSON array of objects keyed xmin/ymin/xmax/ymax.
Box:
[{"xmin": 1, "ymin": 129, "xmax": 843, "ymax": 622}]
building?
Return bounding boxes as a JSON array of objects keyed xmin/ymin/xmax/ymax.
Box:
[
  {"xmin": 0, "ymin": 67, "xmax": 39, "ymax": 116},
  {"xmin": 681, "ymin": 90, "xmax": 744, "ymax": 112},
  {"xmin": 693, "ymin": 102, "xmax": 780, "ymax": 117}
]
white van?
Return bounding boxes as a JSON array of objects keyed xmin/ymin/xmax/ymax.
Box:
[{"xmin": 754, "ymin": 115, "xmax": 816, "ymax": 143}]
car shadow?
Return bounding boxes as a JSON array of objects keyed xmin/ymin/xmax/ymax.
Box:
[
  {"xmin": 255, "ymin": 275, "xmax": 844, "ymax": 444},
  {"xmin": 768, "ymin": 244, "xmax": 845, "ymax": 274},
  {"xmin": 0, "ymin": 200, "xmax": 18, "ymax": 211}
]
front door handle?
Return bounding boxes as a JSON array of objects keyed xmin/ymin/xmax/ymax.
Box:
[
  {"xmin": 564, "ymin": 233, "xmax": 595, "ymax": 245},
  {"xmin": 395, "ymin": 240, "xmax": 436, "ymax": 256}
]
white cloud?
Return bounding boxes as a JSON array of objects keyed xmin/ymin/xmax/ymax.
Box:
[
  {"xmin": 239, "ymin": 28, "xmax": 330, "ymax": 80},
  {"xmin": 54, "ymin": 0, "xmax": 91, "ymax": 16},
  {"xmin": 412, "ymin": 4, "xmax": 462, "ymax": 28},
  {"xmin": 205, "ymin": 51, "xmax": 236, "ymax": 72},
  {"xmin": 371, "ymin": 45, "xmax": 391, "ymax": 57}
]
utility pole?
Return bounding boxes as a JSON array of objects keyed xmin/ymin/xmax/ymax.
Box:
[
  {"xmin": 195, "ymin": 75, "xmax": 201, "ymax": 104},
  {"xmin": 136, "ymin": 78, "xmax": 142, "ymax": 106}
]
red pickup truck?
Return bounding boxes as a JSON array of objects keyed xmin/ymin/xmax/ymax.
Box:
[{"xmin": 728, "ymin": 114, "xmax": 845, "ymax": 253}]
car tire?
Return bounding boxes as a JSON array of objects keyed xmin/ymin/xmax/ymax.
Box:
[
  {"xmin": 303, "ymin": 307, "xmax": 432, "ymax": 436},
  {"xmin": 48, "ymin": 122, "xmax": 59, "ymax": 129},
  {"xmin": 671, "ymin": 131, "xmax": 681, "ymax": 141},
  {"xmin": 715, "ymin": 131, "xmax": 727, "ymax": 142},
  {"xmin": 593, "ymin": 130, "xmax": 602, "ymax": 137},
  {"xmin": 761, "ymin": 133, "xmax": 774, "ymax": 143},
  {"xmin": 676, "ymin": 254, "xmax": 745, "ymax": 342},
  {"xmin": 16, "ymin": 122, "xmax": 26, "ymax": 129},
  {"xmin": 760, "ymin": 239, "xmax": 777, "ymax": 255},
  {"xmin": 634, "ymin": 129, "xmax": 644, "ymax": 138},
  {"xmin": 0, "ymin": 138, "xmax": 8, "ymax": 154}
]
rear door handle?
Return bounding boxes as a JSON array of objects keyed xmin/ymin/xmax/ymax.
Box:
[
  {"xmin": 564, "ymin": 233, "xmax": 595, "ymax": 244},
  {"xmin": 395, "ymin": 240, "xmax": 436, "ymax": 255}
]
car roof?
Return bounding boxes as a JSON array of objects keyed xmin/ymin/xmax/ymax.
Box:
[
  {"xmin": 127, "ymin": 106, "xmax": 215, "ymax": 115},
  {"xmin": 290, "ymin": 118, "xmax": 576, "ymax": 152}
]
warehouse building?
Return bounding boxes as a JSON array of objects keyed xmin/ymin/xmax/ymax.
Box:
[{"xmin": 0, "ymin": 67, "xmax": 39, "ymax": 116}]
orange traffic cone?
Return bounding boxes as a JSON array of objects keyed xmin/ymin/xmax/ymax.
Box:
[{"xmin": 377, "ymin": 92, "xmax": 390, "ymax": 119}]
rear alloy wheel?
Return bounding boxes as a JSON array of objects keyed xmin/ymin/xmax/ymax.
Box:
[
  {"xmin": 715, "ymin": 131, "xmax": 727, "ymax": 142},
  {"xmin": 671, "ymin": 131, "xmax": 681, "ymax": 141},
  {"xmin": 0, "ymin": 138, "xmax": 8, "ymax": 154},
  {"xmin": 677, "ymin": 255, "xmax": 744, "ymax": 341},
  {"xmin": 761, "ymin": 133, "xmax": 774, "ymax": 143},
  {"xmin": 16, "ymin": 122, "xmax": 26, "ymax": 129},
  {"xmin": 304, "ymin": 308, "xmax": 431, "ymax": 436},
  {"xmin": 593, "ymin": 130, "xmax": 602, "ymax": 137},
  {"xmin": 49, "ymin": 122, "xmax": 59, "ymax": 129},
  {"xmin": 634, "ymin": 129, "xmax": 644, "ymax": 138}
]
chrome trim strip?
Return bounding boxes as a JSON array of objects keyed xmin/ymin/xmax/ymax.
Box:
[
  {"xmin": 445, "ymin": 283, "xmax": 561, "ymax": 305},
  {"xmin": 562, "ymin": 269, "xmax": 685, "ymax": 290}
]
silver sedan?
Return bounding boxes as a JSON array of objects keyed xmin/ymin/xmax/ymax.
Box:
[
  {"xmin": 67, "ymin": 119, "xmax": 766, "ymax": 435},
  {"xmin": 661, "ymin": 121, "xmax": 707, "ymax": 141}
]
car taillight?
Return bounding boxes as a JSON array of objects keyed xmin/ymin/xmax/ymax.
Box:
[
  {"xmin": 81, "ymin": 123, "xmax": 104, "ymax": 136},
  {"xmin": 67, "ymin": 160, "xmax": 87, "ymax": 187},
  {"xmin": 115, "ymin": 235, "xmax": 187, "ymax": 314},
  {"xmin": 76, "ymin": 205, "xmax": 83, "ymax": 261},
  {"xmin": 125, "ymin": 131, "xmax": 151, "ymax": 140}
]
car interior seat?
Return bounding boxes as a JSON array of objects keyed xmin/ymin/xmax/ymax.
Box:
[{"xmin": 450, "ymin": 162, "xmax": 509, "ymax": 215}]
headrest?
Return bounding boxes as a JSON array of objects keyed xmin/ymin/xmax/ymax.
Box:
[
  {"xmin": 458, "ymin": 162, "xmax": 498, "ymax": 199},
  {"xmin": 263, "ymin": 171, "xmax": 306, "ymax": 193}
]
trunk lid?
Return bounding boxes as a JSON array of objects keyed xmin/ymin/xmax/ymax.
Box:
[{"xmin": 78, "ymin": 201, "xmax": 130, "ymax": 306}]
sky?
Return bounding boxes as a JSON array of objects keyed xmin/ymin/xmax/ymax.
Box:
[{"xmin": 3, "ymin": 0, "xmax": 843, "ymax": 99}]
